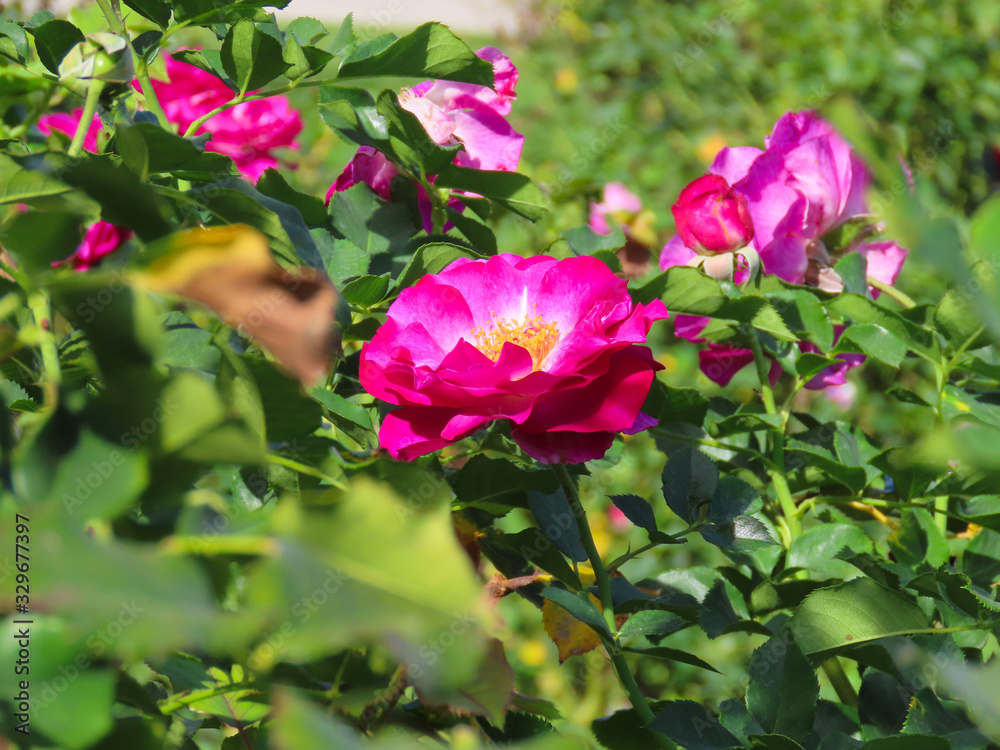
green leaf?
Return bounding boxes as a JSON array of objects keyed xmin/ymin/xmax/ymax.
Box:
[
  {"xmin": 709, "ymin": 476, "xmax": 762, "ymax": 525},
  {"xmin": 635, "ymin": 267, "xmax": 796, "ymax": 341},
  {"xmin": 766, "ymin": 289, "xmax": 834, "ymax": 349},
  {"xmin": 0, "ymin": 210, "xmax": 82, "ymax": 274},
  {"xmin": 391, "ymin": 241, "xmax": 482, "ymax": 293},
  {"xmin": 624, "ymin": 646, "xmax": 720, "ymax": 673},
  {"xmin": 746, "ymin": 633, "xmax": 819, "ymax": 741},
  {"xmin": 530, "ymin": 489, "xmax": 588, "ymax": 563},
  {"xmin": 172, "ymin": 48, "xmax": 232, "ymax": 85},
  {"xmin": 642, "ymin": 378, "xmax": 710, "ymax": 427},
  {"xmin": 826, "ymin": 293, "xmax": 938, "ymax": 360},
  {"xmin": 338, "ymin": 22, "xmax": 493, "ymax": 85},
  {"xmin": 563, "ymin": 225, "xmax": 626, "ymax": 254},
  {"xmin": 452, "ymin": 455, "xmax": 558, "ymax": 514},
  {"xmin": 309, "ymin": 387, "xmax": 374, "ymax": 446},
  {"xmin": 117, "ymin": 122, "xmax": 237, "ymax": 179},
  {"xmin": 788, "ymin": 578, "xmax": 929, "ymax": 654},
  {"xmin": 592, "ymin": 707, "xmax": 665, "ymax": 750},
  {"xmin": 0, "ymin": 152, "xmax": 73, "ymax": 205},
  {"xmin": 270, "ymin": 689, "xmax": 382, "ymax": 749},
  {"xmin": 317, "ymin": 85, "xmax": 389, "ymax": 151},
  {"xmin": 341, "ymin": 273, "xmax": 391, "ymax": 307},
  {"xmin": 935, "ymin": 284, "xmax": 995, "ymax": 350},
  {"xmin": 941, "ymin": 385, "xmax": 1000, "ymax": 429},
  {"xmin": 122, "ymin": 0, "xmax": 171, "ymax": 27},
  {"xmin": 27, "ymin": 18, "xmax": 84, "ymax": 74},
  {"xmin": 328, "ymin": 184, "xmax": 415, "ymax": 259},
  {"xmin": 861, "ymin": 737, "xmax": 950, "ymax": 750},
  {"xmin": 649, "ymin": 701, "xmax": 743, "ymax": 750},
  {"xmin": 436, "ymin": 164, "xmax": 548, "ymax": 221},
  {"xmin": 32, "ymin": 670, "xmax": 116, "ymax": 748},
  {"xmin": 887, "ymin": 508, "xmax": 949, "ymax": 570},
  {"xmin": 788, "ymin": 524, "xmax": 872, "ymax": 573},
  {"xmin": 540, "ymin": 587, "xmax": 610, "ymax": 639},
  {"xmin": 283, "ymin": 35, "xmax": 333, "ymax": 79},
  {"xmin": 617, "ymin": 609, "xmax": 689, "ymax": 639},
  {"xmin": 836, "ymin": 323, "xmax": 907, "ymax": 368},
  {"xmin": 962, "ymin": 528, "xmax": 1000, "ymax": 590},
  {"xmin": 286, "ymin": 16, "xmax": 328, "ymax": 46},
  {"xmin": 255, "ymin": 169, "xmax": 327, "ymax": 226},
  {"xmin": 221, "ymin": 19, "xmax": 290, "ymax": 93},
  {"xmin": 662, "ymin": 446, "xmax": 718, "ymax": 523},
  {"xmin": 445, "ymin": 207, "xmax": 497, "ymax": 253},
  {"xmin": 610, "ymin": 494, "xmax": 658, "ymax": 533},
  {"xmin": 834, "ymin": 251, "xmax": 869, "ymax": 296},
  {"xmin": 0, "ymin": 20, "xmax": 30, "ymax": 63}
]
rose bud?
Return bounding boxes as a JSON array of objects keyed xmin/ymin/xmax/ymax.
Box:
[{"xmin": 671, "ymin": 173, "xmax": 754, "ymax": 255}]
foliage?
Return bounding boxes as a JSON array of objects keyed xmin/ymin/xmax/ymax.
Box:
[{"xmin": 0, "ymin": 2, "xmax": 998, "ymax": 750}]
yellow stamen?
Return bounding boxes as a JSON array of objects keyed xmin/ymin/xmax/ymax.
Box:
[{"xmin": 472, "ymin": 312, "xmax": 559, "ymax": 370}]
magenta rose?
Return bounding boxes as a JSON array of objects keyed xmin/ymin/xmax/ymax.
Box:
[
  {"xmin": 148, "ymin": 54, "xmax": 302, "ymax": 181},
  {"xmin": 52, "ymin": 221, "xmax": 133, "ymax": 271},
  {"xmin": 360, "ymin": 254, "xmax": 668, "ymax": 464},
  {"xmin": 672, "ymin": 174, "xmax": 754, "ymax": 255}
]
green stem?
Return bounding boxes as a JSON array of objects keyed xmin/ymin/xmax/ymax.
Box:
[
  {"xmin": 653, "ymin": 428, "xmax": 770, "ymax": 464},
  {"xmin": 933, "ymin": 496, "xmax": 950, "ymax": 535},
  {"xmin": 28, "ymin": 291, "xmax": 61, "ymax": 408},
  {"xmin": 866, "ymin": 276, "xmax": 916, "ymax": 308},
  {"xmin": 68, "ymin": 79, "xmax": 105, "ymax": 157},
  {"xmin": 159, "ymin": 682, "xmax": 259, "ymax": 714},
  {"xmin": 551, "ymin": 465, "xmax": 674, "ymax": 748},
  {"xmin": 95, "ymin": 0, "xmax": 125, "ymax": 34},
  {"xmin": 821, "ymin": 658, "xmax": 858, "ymax": 708},
  {"xmin": 267, "ymin": 453, "xmax": 347, "ymax": 490},
  {"xmin": 746, "ymin": 327, "xmax": 800, "ymax": 541},
  {"xmin": 799, "ymin": 495, "xmax": 967, "ymax": 523},
  {"xmin": 132, "ymin": 55, "xmax": 173, "ymax": 131},
  {"xmin": 184, "ymin": 94, "xmax": 245, "ymax": 138}
]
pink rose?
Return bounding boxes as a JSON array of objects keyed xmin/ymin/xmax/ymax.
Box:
[
  {"xmin": 53, "ymin": 221, "xmax": 133, "ymax": 271},
  {"xmin": 589, "ymin": 182, "xmax": 643, "ymax": 236},
  {"xmin": 360, "ymin": 254, "xmax": 668, "ymax": 464},
  {"xmin": 149, "ymin": 54, "xmax": 302, "ymax": 181},
  {"xmin": 672, "ymin": 174, "xmax": 754, "ymax": 255},
  {"xmin": 38, "ymin": 110, "xmax": 103, "ymax": 152},
  {"xmin": 325, "ymin": 146, "xmax": 399, "ymax": 203},
  {"xmin": 661, "ymin": 111, "xmax": 875, "ymax": 284}
]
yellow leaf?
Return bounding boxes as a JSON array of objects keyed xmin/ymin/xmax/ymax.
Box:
[
  {"xmin": 135, "ymin": 225, "xmax": 340, "ymax": 385},
  {"xmin": 542, "ymin": 591, "xmax": 604, "ymax": 663}
]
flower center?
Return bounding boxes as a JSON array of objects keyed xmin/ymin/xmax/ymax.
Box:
[{"xmin": 472, "ymin": 313, "xmax": 560, "ymax": 370}]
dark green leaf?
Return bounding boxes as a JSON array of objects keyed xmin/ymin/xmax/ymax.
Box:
[
  {"xmin": 529, "ymin": 489, "xmax": 587, "ymax": 563},
  {"xmin": 283, "ymin": 35, "xmax": 333, "ymax": 79},
  {"xmin": 662, "ymin": 446, "xmax": 718, "ymax": 523},
  {"xmin": 221, "ymin": 19, "xmax": 289, "ymax": 93},
  {"xmin": 122, "ymin": 0, "xmax": 171, "ymax": 27},
  {"xmin": 0, "ymin": 210, "xmax": 82, "ymax": 273},
  {"xmin": 624, "ymin": 646, "xmax": 720, "ymax": 673},
  {"xmin": 338, "ymin": 22, "xmax": 493, "ymax": 85},
  {"xmin": 746, "ymin": 633, "xmax": 818, "ymax": 741},
  {"xmin": 837, "ymin": 323, "xmax": 907, "ymax": 368},
  {"xmin": 709, "ymin": 476, "xmax": 762, "ymax": 525},
  {"xmin": 340, "ymin": 273, "xmax": 390, "ymax": 307},
  {"xmin": 436, "ymin": 164, "xmax": 548, "ymax": 221},
  {"xmin": 767, "ymin": 289, "xmax": 834, "ymax": 349},
  {"xmin": 649, "ymin": 701, "xmax": 743, "ymax": 750},
  {"xmin": 610, "ymin": 494, "xmax": 657, "ymax": 533},
  {"xmin": 592, "ymin": 707, "xmax": 665, "ymax": 750},
  {"xmin": 256, "ymin": 169, "xmax": 328, "ymax": 226},
  {"xmin": 618, "ymin": 609, "xmax": 690, "ymax": 639},
  {"xmin": 376, "ymin": 89, "xmax": 461, "ymax": 174},
  {"xmin": 391, "ymin": 241, "xmax": 482, "ymax": 293},
  {"xmin": 563, "ymin": 225, "xmax": 626, "ymax": 254},
  {"xmin": 635, "ymin": 267, "xmax": 796, "ymax": 341},
  {"xmin": 642, "ymin": 378, "xmax": 709, "ymax": 427},
  {"xmin": 328, "ymin": 183, "xmax": 415, "ymax": 259},
  {"xmin": 452, "ymin": 455, "xmax": 558, "ymax": 514},
  {"xmin": 27, "ymin": 19, "xmax": 84, "ymax": 74},
  {"xmin": 0, "ymin": 20, "xmax": 30, "ymax": 63},
  {"xmin": 887, "ymin": 508, "xmax": 949, "ymax": 569},
  {"xmin": 962, "ymin": 528, "xmax": 1000, "ymax": 590}
]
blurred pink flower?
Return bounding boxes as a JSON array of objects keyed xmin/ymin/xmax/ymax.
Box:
[
  {"xmin": 360, "ymin": 254, "xmax": 668, "ymax": 463},
  {"xmin": 589, "ymin": 182, "xmax": 643, "ymax": 236},
  {"xmin": 149, "ymin": 54, "xmax": 302, "ymax": 181},
  {"xmin": 37, "ymin": 110, "xmax": 103, "ymax": 152},
  {"xmin": 53, "ymin": 220, "xmax": 133, "ymax": 271},
  {"xmin": 325, "ymin": 146, "xmax": 398, "ymax": 202}
]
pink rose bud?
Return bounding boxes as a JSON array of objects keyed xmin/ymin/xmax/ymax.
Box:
[{"xmin": 672, "ymin": 174, "xmax": 754, "ymax": 255}]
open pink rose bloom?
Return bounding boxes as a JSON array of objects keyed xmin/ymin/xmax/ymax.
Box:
[
  {"xmin": 360, "ymin": 254, "xmax": 668, "ymax": 464},
  {"xmin": 660, "ymin": 110, "xmax": 911, "ymax": 393}
]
